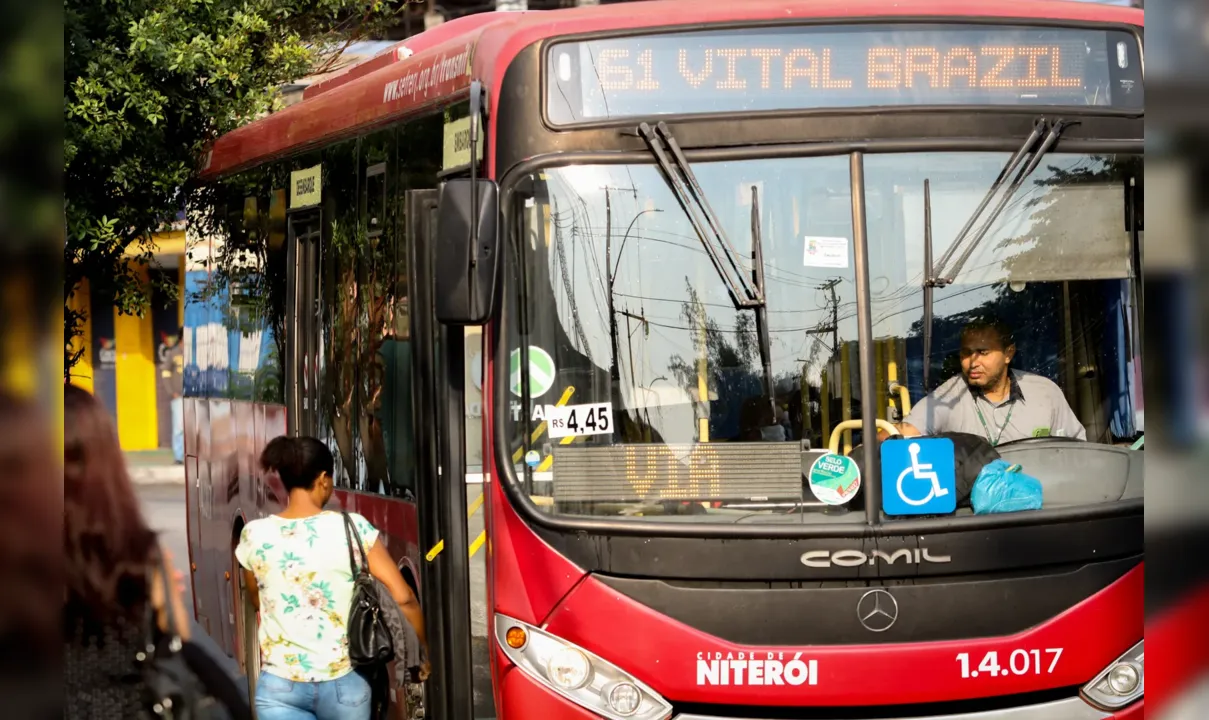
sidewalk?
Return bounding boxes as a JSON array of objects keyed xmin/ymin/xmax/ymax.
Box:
[{"xmin": 125, "ymin": 449, "xmax": 185, "ymax": 484}]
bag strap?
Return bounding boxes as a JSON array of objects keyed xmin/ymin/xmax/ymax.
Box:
[{"xmin": 341, "ymin": 512, "xmax": 368, "ymax": 577}]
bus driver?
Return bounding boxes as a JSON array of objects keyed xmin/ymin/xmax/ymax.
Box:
[{"xmin": 887, "ymin": 319, "xmax": 1086, "ymax": 446}]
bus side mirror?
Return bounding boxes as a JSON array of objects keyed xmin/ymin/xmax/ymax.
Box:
[{"xmin": 434, "ymin": 178, "xmax": 500, "ymax": 325}]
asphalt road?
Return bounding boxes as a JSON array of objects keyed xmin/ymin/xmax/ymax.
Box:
[
  {"xmin": 138, "ymin": 483, "xmax": 195, "ymax": 611},
  {"xmin": 136, "ymin": 483, "xmax": 247, "ymax": 697},
  {"xmin": 466, "ymin": 484, "xmax": 495, "ymax": 719}
]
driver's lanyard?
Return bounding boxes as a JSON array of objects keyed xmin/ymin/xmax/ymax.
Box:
[{"xmin": 974, "ymin": 400, "xmax": 1015, "ymax": 447}]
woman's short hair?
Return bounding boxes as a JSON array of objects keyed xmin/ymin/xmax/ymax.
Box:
[{"xmin": 259, "ymin": 435, "xmax": 335, "ymax": 492}]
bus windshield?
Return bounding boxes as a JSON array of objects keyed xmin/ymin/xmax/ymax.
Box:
[{"xmin": 506, "ymin": 150, "xmax": 1142, "ymax": 525}]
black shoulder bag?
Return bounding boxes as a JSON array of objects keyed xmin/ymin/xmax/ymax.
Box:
[
  {"xmin": 138, "ymin": 547, "xmax": 234, "ymax": 720},
  {"xmin": 342, "ymin": 512, "xmax": 396, "ymax": 667}
]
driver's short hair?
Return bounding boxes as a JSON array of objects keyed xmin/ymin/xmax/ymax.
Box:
[{"xmin": 961, "ymin": 317, "xmax": 1015, "ymax": 349}]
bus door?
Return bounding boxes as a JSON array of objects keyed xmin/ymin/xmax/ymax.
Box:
[
  {"xmin": 286, "ymin": 210, "xmax": 322, "ymax": 438},
  {"xmin": 406, "ymin": 188, "xmax": 482, "ymax": 719}
]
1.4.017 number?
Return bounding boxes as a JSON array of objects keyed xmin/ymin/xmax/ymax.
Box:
[{"xmin": 956, "ymin": 649, "xmax": 1063, "ymax": 679}]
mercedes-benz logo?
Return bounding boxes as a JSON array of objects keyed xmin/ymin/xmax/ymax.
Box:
[{"xmin": 856, "ymin": 589, "xmax": 899, "ymax": 633}]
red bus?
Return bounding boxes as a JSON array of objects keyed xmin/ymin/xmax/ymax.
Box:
[{"xmin": 187, "ymin": 1, "xmax": 1145, "ymax": 718}]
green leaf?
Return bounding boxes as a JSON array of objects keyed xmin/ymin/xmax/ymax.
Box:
[{"xmin": 66, "ymin": 0, "xmax": 400, "ymax": 375}]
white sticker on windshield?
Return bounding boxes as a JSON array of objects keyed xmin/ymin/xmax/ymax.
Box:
[
  {"xmin": 547, "ymin": 402, "xmax": 613, "ymax": 439},
  {"xmin": 803, "ymin": 236, "xmax": 850, "ymax": 269}
]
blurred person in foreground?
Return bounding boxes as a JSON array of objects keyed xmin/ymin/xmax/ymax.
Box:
[
  {"xmin": 0, "ymin": 390, "xmax": 62, "ymax": 718},
  {"xmin": 238, "ymin": 436, "xmax": 429, "ymax": 720},
  {"xmin": 64, "ymin": 384, "xmax": 251, "ymax": 719}
]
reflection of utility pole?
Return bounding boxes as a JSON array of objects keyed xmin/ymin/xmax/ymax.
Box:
[
  {"xmin": 619, "ymin": 307, "xmax": 650, "ymax": 438},
  {"xmin": 605, "ymin": 189, "xmax": 619, "ymax": 383},
  {"xmin": 804, "ymin": 278, "xmax": 842, "ymax": 452},
  {"xmin": 807, "ymin": 278, "xmax": 840, "ymax": 360},
  {"xmin": 824, "ymin": 279, "xmax": 839, "ymax": 354},
  {"xmin": 619, "ymin": 308, "xmax": 648, "ymax": 382},
  {"xmin": 552, "ymin": 205, "xmax": 591, "ymax": 353},
  {"xmin": 602, "ymin": 186, "xmax": 641, "ymax": 384}
]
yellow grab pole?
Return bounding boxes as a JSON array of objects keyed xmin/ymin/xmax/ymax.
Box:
[
  {"xmin": 436, "ymin": 382, "xmax": 578, "ymax": 562},
  {"xmin": 875, "ymin": 340, "xmax": 887, "ymax": 424},
  {"xmin": 511, "ymin": 385, "xmax": 576, "ymax": 464},
  {"xmin": 696, "ymin": 302, "xmax": 710, "ymax": 442},
  {"xmin": 820, "ymin": 368, "xmax": 831, "ymax": 450},
  {"xmin": 840, "ymin": 343, "xmax": 852, "ymax": 455}
]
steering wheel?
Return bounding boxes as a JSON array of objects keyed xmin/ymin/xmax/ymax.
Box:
[{"xmin": 996, "ymin": 434, "xmax": 1085, "ymax": 449}]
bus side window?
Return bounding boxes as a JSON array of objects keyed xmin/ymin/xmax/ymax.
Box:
[
  {"xmin": 321, "ymin": 139, "xmax": 361, "ymax": 489},
  {"xmin": 360, "ymin": 129, "xmax": 416, "ymax": 497}
]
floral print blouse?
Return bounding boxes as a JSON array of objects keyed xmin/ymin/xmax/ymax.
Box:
[{"xmin": 235, "ymin": 511, "xmax": 379, "ymax": 682}]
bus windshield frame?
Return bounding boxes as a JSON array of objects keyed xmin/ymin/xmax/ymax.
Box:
[{"xmin": 494, "ymin": 137, "xmax": 1144, "ymax": 539}]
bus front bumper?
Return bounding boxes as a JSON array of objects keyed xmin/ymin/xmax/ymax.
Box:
[
  {"xmin": 674, "ymin": 697, "xmax": 1142, "ymax": 720},
  {"xmin": 498, "ymin": 664, "xmax": 1142, "ymax": 720}
]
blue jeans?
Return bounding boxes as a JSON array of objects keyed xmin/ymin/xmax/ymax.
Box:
[{"xmin": 255, "ymin": 670, "xmax": 371, "ymax": 720}]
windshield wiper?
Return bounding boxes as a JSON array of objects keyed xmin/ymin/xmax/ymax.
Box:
[
  {"xmin": 637, "ymin": 122, "xmax": 763, "ymax": 308},
  {"xmin": 636, "ymin": 122, "xmax": 775, "ymax": 409},
  {"xmin": 929, "ymin": 118, "xmax": 1045, "ymax": 285},
  {"xmin": 922, "ymin": 118, "xmax": 1073, "ymax": 390},
  {"xmin": 930, "ymin": 117, "xmax": 1075, "ymax": 286},
  {"xmin": 750, "ymin": 186, "xmax": 775, "ymax": 414}
]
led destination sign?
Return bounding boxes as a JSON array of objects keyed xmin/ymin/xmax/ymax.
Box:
[
  {"xmin": 546, "ymin": 25, "xmax": 1143, "ymax": 123},
  {"xmin": 550, "ymin": 443, "xmax": 803, "ymax": 504}
]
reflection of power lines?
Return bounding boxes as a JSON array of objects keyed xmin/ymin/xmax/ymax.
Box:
[
  {"xmin": 618, "ymin": 307, "xmax": 649, "ymax": 391},
  {"xmin": 803, "ymin": 278, "xmax": 840, "ymax": 373},
  {"xmin": 552, "ymin": 214, "xmax": 591, "ymax": 353},
  {"xmin": 603, "ymin": 185, "xmax": 636, "ymax": 383}
]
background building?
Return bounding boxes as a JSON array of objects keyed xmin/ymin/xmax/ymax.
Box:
[{"xmin": 67, "ymin": 214, "xmax": 187, "ymax": 452}]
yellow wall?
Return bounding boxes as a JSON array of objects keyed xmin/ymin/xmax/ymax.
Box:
[
  {"xmin": 114, "ymin": 267, "xmax": 159, "ymax": 451},
  {"xmin": 71, "ymin": 229, "xmax": 189, "ymax": 451},
  {"xmin": 2, "ymin": 274, "xmax": 60, "ymax": 452},
  {"xmin": 3, "ymin": 277, "xmax": 37, "ymax": 397}
]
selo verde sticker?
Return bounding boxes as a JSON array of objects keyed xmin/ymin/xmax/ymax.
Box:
[
  {"xmin": 808, "ymin": 452, "xmax": 861, "ymax": 505},
  {"xmin": 509, "ymin": 346, "xmax": 556, "ymax": 399}
]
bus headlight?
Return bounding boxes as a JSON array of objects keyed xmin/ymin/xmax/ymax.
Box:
[
  {"xmin": 548, "ymin": 646, "xmax": 591, "ymax": 690},
  {"xmin": 494, "ymin": 613, "xmax": 672, "ymax": 720},
  {"xmin": 1082, "ymin": 639, "xmax": 1144, "ymax": 710},
  {"xmin": 607, "ymin": 681, "xmax": 643, "ymax": 715}
]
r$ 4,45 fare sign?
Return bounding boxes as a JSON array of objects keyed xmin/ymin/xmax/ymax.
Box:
[{"xmin": 547, "ymin": 402, "xmax": 613, "ymax": 439}]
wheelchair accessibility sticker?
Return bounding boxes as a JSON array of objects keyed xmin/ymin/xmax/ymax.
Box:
[
  {"xmin": 881, "ymin": 438, "xmax": 957, "ymax": 515},
  {"xmin": 807, "ymin": 453, "xmax": 861, "ymax": 506}
]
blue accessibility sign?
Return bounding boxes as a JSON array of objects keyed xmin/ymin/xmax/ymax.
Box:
[{"xmin": 880, "ymin": 438, "xmax": 957, "ymax": 515}]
